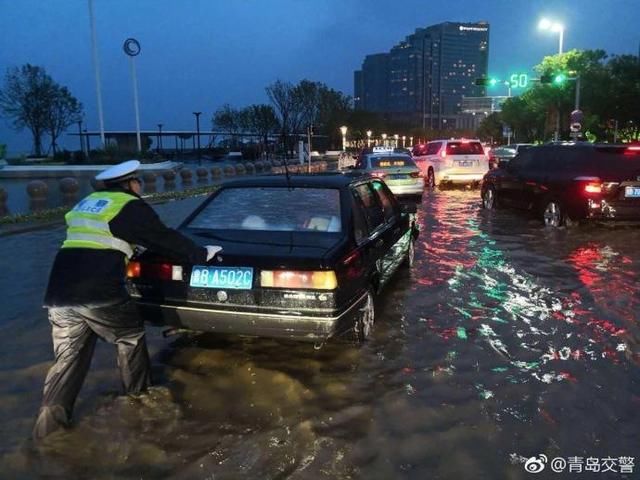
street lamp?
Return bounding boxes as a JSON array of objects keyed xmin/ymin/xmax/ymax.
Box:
[
  {"xmin": 538, "ymin": 18, "xmax": 564, "ymax": 54},
  {"xmin": 381, "ymin": 133, "xmax": 387, "ymax": 147},
  {"xmin": 409, "ymin": 136, "xmax": 413, "ymax": 147},
  {"xmin": 394, "ymin": 134, "xmax": 399, "ymax": 148},
  {"xmin": 402, "ymin": 135, "xmax": 406, "ymax": 148},
  {"xmin": 157, "ymin": 123, "xmax": 163, "ymax": 153},
  {"xmin": 340, "ymin": 125, "xmax": 348, "ymax": 151},
  {"xmin": 123, "ymin": 38, "xmax": 142, "ymax": 152},
  {"xmin": 366, "ymin": 130, "xmax": 372, "ymax": 148},
  {"xmin": 193, "ymin": 111, "xmax": 202, "ymax": 158}
]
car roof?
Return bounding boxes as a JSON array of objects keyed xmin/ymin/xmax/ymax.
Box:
[
  {"xmin": 428, "ymin": 138, "xmax": 482, "ymax": 143},
  {"xmin": 221, "ymin": 172, "xmax": 369, "ymax": 189}
]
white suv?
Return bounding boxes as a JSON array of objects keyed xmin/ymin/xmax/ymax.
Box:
[{"xmin": 412, "ymin": 139, "xmax": 489, "ymax": 187}]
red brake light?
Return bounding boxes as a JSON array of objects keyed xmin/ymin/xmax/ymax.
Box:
[
  {"xmin": 126, "ymin": 261, "xmax": 141, "ymax": 278},
  {"xmin": 584, "ymin": 183, "xmax": 602, "ymax": 194},
  {"xmin": 410, "ymin": 171, "xmax": 423, "ymax": 178},
  {"xmin": 625, "ymin": 146, "xmax": 640, "ymax": 155}
]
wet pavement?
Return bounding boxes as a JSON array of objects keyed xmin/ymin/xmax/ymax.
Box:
[{"xmin": 0, "ymin": 189, "xmax": 638, "ymax": 479}]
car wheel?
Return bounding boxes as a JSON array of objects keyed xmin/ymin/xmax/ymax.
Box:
[
  {"xmin": 402, "ymin": 238, "xmax": 415, "ymax": 268},
  {"xmin": 482, "ymin": 186, "xmax": 498, "ymax": 209},
  {"xmin": 426, "ymin": 168, "xmax": 435, "ymax": 189},
  {"xmin": 354, "ymin": 288, "xmax": 375, "ymax": 344},
  {"xmin": 543, "ymin": 200, "xmax": 567, "ymax": 227}
]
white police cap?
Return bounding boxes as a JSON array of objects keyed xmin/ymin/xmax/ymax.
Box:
[{"xmin": 95, "ymin": 160, "xmax": 141, "ymax": 182}]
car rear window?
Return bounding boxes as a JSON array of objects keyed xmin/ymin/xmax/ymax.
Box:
[
  {"xmin": 187, "ymin": 187, "xmax": 342, "ymax": 232},
  {"xmin": 372, "ymin": 157, "xmax": 416, "ymax": 168},
  {"xmin": 445, "ymin": 142, "xmax": 484, "ymax": 155}
]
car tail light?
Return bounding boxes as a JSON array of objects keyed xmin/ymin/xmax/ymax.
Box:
[
  {"xmin": 584, "ymin": 183, "xmax": 602, "ymax": 194},
  {"xmin": 575, "ymin": 176, "xmax": 602, "ymax": 194},
  {"xmin": 625, "ymin": 146, "xmax": 640, "ymax": 155},
  {"xmin": 126, "ymin": 261, "xmax": 183, "ymax": 281},
  {"xmin": 409, "ymin": 171, "xmax": 424, "ymax": 178},
  {"xmin": 260, "ymin": 270, "xmax": 337, "ymax": 290},
  {"xmin": 126, "ymin": 261, "xmax": 141, "ymax": 278}
]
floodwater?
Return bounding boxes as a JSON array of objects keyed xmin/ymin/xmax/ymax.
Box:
[{"xmin": 0, "ymin": 189, "xmax": 638, "ymax": 479}]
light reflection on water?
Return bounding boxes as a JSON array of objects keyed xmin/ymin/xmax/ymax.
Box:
[{"xmin": 0, "ymin": 189, "xmax": 638, "ymax": 479}]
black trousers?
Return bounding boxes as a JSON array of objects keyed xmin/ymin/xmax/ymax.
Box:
[{"xmin": 33, "ymin": 300, "xmax": 151, "ymax": 439}]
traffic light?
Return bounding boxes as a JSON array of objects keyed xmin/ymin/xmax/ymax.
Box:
[
  {"xmin": 540, "ymin": 73, "xmax": 567, "ymax": 85},
  {"xmin": 474, "ymin": 77, "xmax": 498, "ymax": 87},
  {"xmin": 553, "ymin": 73, "xmax": 566, "ymax": 84}
]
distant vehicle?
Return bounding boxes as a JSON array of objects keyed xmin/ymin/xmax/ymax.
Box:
[
  {"xmin": 412, "ymin": 139, "xmax": 488, "ymax": 187},
  {"xmin": 128, "ymin": 173, "xmax": 419, "ymax": 343},
  {"xmin": 353, "ymin": 150, "xmax": 425, "ymax": 200},
  {"xmin": 488, "ymin": 144, "xmax": 533, "ymax": 169},
  {"xmin": 481, "ymin": 144, "xmax": 640, "ymax": 227}
]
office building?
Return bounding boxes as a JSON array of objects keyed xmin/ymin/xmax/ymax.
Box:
[{"xmin": 354, "ymin": 21, "xmax": 490, "ymax": 130}]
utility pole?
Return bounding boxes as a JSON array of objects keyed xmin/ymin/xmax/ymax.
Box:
[
  {"xmin": 193, "ymin": 111, "xmax": 202, "ymax": 159},
  {"xmin": 307, "ymin": 124, "xmax": 313, "ymax": 173},
  {"xmin": 88, "ymin": 0, "xmax": 105, "ymax": 147}
]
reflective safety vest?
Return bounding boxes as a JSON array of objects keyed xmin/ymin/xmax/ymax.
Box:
[{"xmin": 61, "ymin": 191, "xmax": 137, "ymax": 258}]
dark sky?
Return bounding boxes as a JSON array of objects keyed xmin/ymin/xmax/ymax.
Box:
[{"xmin": 1, "ymin": 0, "xmax": 638, "ymax": 155}]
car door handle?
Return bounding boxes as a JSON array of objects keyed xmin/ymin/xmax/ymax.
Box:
[{"xmin": 375, "ymin": 239, "xmax": 384, "ymax": 248}]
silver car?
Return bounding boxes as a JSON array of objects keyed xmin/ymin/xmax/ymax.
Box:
[{"xmin": 353, "ymin": 150, "xmax": 425, "ymax": 199}]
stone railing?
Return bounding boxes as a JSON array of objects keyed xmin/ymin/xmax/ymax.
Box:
[{"xmin": 0, "ymin": 159, "xmax": 331, "ymax": 218}]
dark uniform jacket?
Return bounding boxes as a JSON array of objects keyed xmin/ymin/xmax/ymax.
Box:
[{"xmin": 44, "ymin": 187, "xmax": 206, "ymax": 308}]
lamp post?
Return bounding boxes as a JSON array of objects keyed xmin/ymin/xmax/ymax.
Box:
[
  {"xmin": 366, "ymin": 130, "xmax": 372, "ymax": 148},
  {"xmin": 394, "ymin": 134, "xmax": 399, "ymax": 148},
  {"xmin": 123, "ymin": 38, "xmax": 142, "ymax": 152},
  {"xmin": 157, "ymin": 123, "xmax": 163, "ymax": 153},
  {"xmin": 538, "ymin": 18, "xmax": 564, "ymax": 54},
  {"xmin": 409, "ymin": 136, "xmax": 413, "ymax": 147},
  {"xmin": 193, "ymin": 111, "xmax": 202, "ymax": 159},
  {"xmin": 402, "ymin": 135, "xmax": 406, "ymax": 148},
  {"xmin": 381, "ymin": 133, "xmax": 387, "ymax": 147},
  {"xmin": 77, "ymin": 118, "xmax": 84, "ymax": 156},
  {"xmin": 87, "ymin": 0, "xmax": 105, "ymax": 148},
  {"xmin": 340, "ymin": 125, "xmax": 348, "ymax": 151}
]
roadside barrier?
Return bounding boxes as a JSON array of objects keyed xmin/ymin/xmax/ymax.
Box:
[{"xmin": 59, "ymin": 177, "xmax": 80, "ymax": 206}]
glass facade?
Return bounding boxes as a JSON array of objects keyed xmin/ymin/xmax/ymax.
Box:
[{"xmin": 354, "ymin": 22, "xmax": 490, "ymax": 128}]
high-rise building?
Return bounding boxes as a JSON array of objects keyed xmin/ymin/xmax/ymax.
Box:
[{"xmin": 354, "ymin": 21, "xmax": 490, "ymax": 129}]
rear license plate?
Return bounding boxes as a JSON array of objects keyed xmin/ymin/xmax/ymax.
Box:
[
  {"xmin": 388, "ymin": 174, "xmax": 408, "ymax": 180},
  {"xmin": 458, "ymin": 160, "xmax": 473, "ymax": 167},
  {"xmin": 624, "ymin": 186, "xmax": 640, "ymax": 198},
  {"xmin": 190, "ymin": 266, "xmax": 253, "ymax": 289}
]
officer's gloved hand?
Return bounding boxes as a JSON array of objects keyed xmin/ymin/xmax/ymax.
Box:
[{"xmin": 205, "ymin": 245, "xmax": 223, "ymax": 261}]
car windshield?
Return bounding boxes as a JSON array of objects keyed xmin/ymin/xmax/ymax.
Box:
[
  {"xmin": 372, "ymin": 157, "xmax": 415, "ymax": 168},
  {"xmin": 187, "ymin": 187, "xmax": 342, "ymax": 232},
  {"xmin": 446, "ymin": 142, "xmax": 484, "ymax": 155}
]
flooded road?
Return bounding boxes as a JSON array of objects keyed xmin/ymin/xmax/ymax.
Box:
[{"xmin": 0, "ymin": 189, "xmax": 638, "ymax": 479}]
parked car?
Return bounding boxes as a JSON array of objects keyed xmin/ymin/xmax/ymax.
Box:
[
  {"xmin": 412, "ymin": 138, "xmax": 489, "ymax": 187},
  {"xmin": 127, "ymin": 173, "xmax": 419, "ymax": 343},
  {"xmin": 352, "ymin": 148, "xmax": 425, "ymax": 200},
  {"xmin": 481, "ymin": 143, "xmax": 640, "ymax": 227},
  {"xmin": 488, "ymin": 144, "xmax": 533, "ymax": 169}
]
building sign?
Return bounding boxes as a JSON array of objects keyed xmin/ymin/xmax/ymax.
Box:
[{"xmin": 459, "ymin": 26, "xmax": 489, "ymax": 32}]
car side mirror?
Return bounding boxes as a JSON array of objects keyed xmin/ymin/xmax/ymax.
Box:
[{"xmin": 400, "ymin": 203, "xmax": 417, "ymax": 214}]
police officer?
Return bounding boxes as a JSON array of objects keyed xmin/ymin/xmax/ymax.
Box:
[{"xmin": 33, "ymin": 160, "xmax": 221, "ymax": 439}]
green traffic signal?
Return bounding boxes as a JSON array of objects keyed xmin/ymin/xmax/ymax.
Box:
[
  {"xmin": 553, "ymin": 73, "xmax": 566, "ymax": 84},
  {"xmin": 474, "ymin": 77, "xmax": 499, "ymax": 87}
]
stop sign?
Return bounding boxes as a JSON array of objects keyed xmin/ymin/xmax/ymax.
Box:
[{"xmin": 570, "ymin": 109, "xmax": 584, "ymax": 124}]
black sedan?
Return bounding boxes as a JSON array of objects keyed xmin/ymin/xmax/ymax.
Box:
[
  {"xmin": 481, "ymin": 143, "xmax": 640, "ymax": 227},
  {"xmin": 127, "ymin": 173, "xmax": 419, "ymax": 343}
]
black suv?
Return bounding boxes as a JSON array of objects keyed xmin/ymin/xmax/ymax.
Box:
[{"xmin": 481, "ymin": 144, "xmax": 640, "ymax": 227}]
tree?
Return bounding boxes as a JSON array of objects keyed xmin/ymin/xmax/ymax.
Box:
[
  {"xmin": 476, "ymin": 113, "xmax": 504, "ymax": 144},
  {"xmin": 240, "ymin": 104, "xmax": 280, "ymax": 154},
  {"xmin": 266, "ymin": 80, "xmax": 296, "ymax": 152},
  {"xmin": 0, "ymin": 64, "xmax": 55, "ymax": 156},
  {"xmin": 212, "ymin": 103, "xmax": 241, "ymax": 148},
  {"xmin": 45, "ymin": 85, "xmax": 83, "ymax": 155}
]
